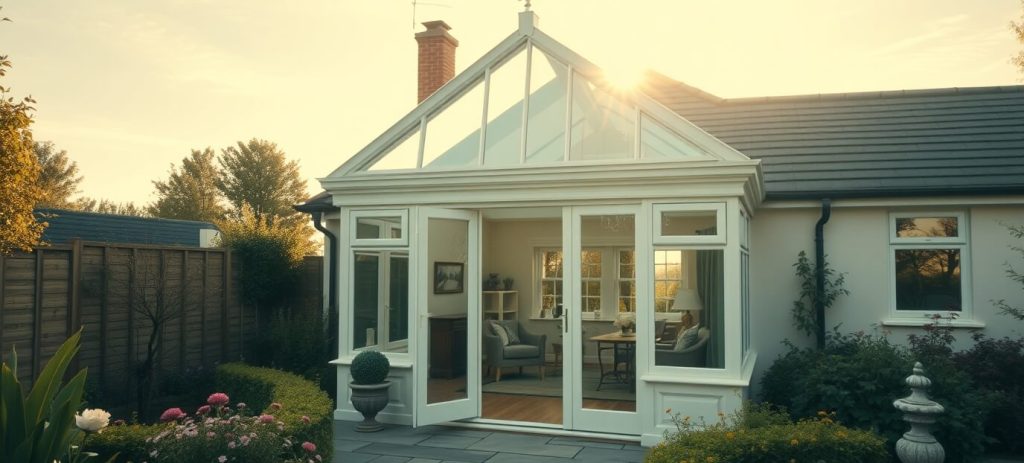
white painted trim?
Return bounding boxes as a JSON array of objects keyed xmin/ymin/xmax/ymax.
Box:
[
  {"xmin": 350, "ymin": 209, "xmax": 409, "ymax": 247},
  {"xmin": 881, "ymin": 318, "xmax": 985, "ymax": 328},
  {"xmin": 761, "ymin": 196, "xmax": 1024, "ymax": 209},
  {"xmin": 652, "ymin": 202, "xmax": 727, "ymax": 245},
  {"xmin": 447, "ymin": 420, "xmax": 642, "ymax": 442},
  {"xmin": 887, "ymin": 210, "xmax": 973, "ymax": 321}
]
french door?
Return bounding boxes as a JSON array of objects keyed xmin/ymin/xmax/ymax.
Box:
[
  {"xmin": 414, "ymin": 207, "xmax": 481, "ymax": 426},
  {"xmin": 563, "ymin": 206, "xmax": 644, "ymax": 434}
]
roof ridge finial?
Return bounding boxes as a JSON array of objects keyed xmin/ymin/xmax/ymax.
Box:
[{"xmin": 521, "ymin": 0, "xmax": 531, "ymax": 11}]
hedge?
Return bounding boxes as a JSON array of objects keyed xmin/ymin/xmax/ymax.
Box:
[{"xmin": 87, "ymin": 363, "xmax": 333, "ymax": 462}]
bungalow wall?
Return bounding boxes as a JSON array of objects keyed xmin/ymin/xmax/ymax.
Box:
[{"xmin": 749, "ymin": 202, "xmax": 1024, "ymax": 397}]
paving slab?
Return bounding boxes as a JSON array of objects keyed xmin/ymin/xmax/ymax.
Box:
[
  {"xmin": 417, "ymin": 434, "xmax": 485, "ymax": 449},
  {"xmin": 335, "ymin": 422, "xmax": 433, "ymax": 446},
  {"xmin": 483, "ymin": 454, "xmax": 577, "ymax": 463},
  {"xmin": 547, "ymin": 436, "xmax": 625, "ymax": 449},
  {"xmin": 333, "ymin": 451, "xmax": 378, "ymax": 463},
  {"xmin": 335, "ymin": 438, "xmax": 373, "ymax": 452},
  {"xmin": 466, "ymin": 434, "xmax": 581, "ymax": 459},
  {"xmin": 572, "ymin": 446, "xmax": 646, "ymax": 462},
  {"xmin": 369, "ymin": 456, "xmax": 412, "ymax": 463},
  {"xmin": 355, "ymin": 442, "xmax": 495, "ymax": 463}
]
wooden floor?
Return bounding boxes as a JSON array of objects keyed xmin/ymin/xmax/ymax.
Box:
[{"xmin": 482, "ymin": 392, "xmax": 635, "ymax": 424}]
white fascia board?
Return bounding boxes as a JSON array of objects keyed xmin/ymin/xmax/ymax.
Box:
[
  {"xmin": 326, "ymin": 32, "xmax": 528, "ymax": 179},
  {"xmin": 760, "ymin": 195, "xmax": 1024, "ymax": 209}
]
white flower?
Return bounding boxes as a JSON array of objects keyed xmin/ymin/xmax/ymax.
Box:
[{"xmin": 74, "ymin": 409, "xmax": 111, "ymax": 433}]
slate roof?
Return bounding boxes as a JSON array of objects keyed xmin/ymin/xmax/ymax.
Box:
[
  {"xmin": 36, "ymin": 208, "xmax": 218, "ymax": 247},
  {"xmin": 644, "ymin": 74, "xmax": 1024, "ymax": 200}
]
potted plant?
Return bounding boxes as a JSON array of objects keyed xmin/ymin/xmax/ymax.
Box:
[
  {"xmin": 613, "ymin": 313, "xmax": 636, "ymax": 335},
  {"xmin": 349, "ymin": 350, "xmax": 391, "ymax": 432}
]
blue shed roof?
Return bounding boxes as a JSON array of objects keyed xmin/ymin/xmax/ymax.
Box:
[
  {"xmin": 36, "ymin": 208, "xmax": 218, "ymax": 247},
  {"xmin": 645, "ymin": 75, "xmax": 1024, "ymax": 200}
]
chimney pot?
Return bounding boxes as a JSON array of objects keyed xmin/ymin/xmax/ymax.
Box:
[{"xmin": 415, "ymin": 20, "xmax": 459, "ymax": 103}]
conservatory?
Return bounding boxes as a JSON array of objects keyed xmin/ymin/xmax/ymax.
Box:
[{"xmin": 320, "ymin": 11, "xmax": 763, "ymax": 444}]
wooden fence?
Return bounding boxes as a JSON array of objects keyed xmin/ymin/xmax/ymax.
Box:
[{"xmin": 0, "ymin": 240, "xmax": 255, "ymax": 401}]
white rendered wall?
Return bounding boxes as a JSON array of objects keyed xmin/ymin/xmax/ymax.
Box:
[{"xmin": 749, "ymin": 203, "xmax": 1024, "ymax": 398}]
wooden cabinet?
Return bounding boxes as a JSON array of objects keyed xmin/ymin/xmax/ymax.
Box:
[
  {"xmin": 429, "ymin": 314, "xmax": 467, "ymax": 379},
  {"xmin": 482, "ymin": 290, "xmax": 518, "ymax": 321}
]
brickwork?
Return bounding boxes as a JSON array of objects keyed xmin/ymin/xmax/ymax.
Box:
[{"xmin": 415, "ymin": 20, "xmax": 458, "ymax": 103}]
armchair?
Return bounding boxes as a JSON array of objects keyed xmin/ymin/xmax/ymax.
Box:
[
  {"xmin": 483, "ymin": 321, "xmax": 547, "ymax": 382},
  {"xmin": 654, "ymin": 327, "xmax": 709, "ymax": 368}
]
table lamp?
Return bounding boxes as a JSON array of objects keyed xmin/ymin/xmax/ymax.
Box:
[{"xmin": 672, "ymin": 287, "xmax": 704, "ymax": 328}]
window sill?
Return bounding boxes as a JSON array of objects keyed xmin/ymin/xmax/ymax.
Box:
[{"xmin": 881, "ymin": 318, "xmax": 985, "ymax": 328}]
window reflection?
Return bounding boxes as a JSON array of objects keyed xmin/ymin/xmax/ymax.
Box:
[
  {"xmin": 896, "ymin": 217, "xmax": 959, "ymax": 238},
  {"xmin": 352, "ymin": 251, "xmax": 409, "ymax": 351},
  {"xmin": 895, "ymin": 249, "xmax": 962, "ymax": 311}
]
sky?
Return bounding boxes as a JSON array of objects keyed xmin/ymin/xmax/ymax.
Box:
[{"xmin": 2, "ymin": 0, "xmax": 1021, "ymax": 205}]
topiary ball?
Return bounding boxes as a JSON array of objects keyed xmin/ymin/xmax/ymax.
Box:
[{"xmin": 350, "ymin": 350, "xmax": 390, "ymax": 385}]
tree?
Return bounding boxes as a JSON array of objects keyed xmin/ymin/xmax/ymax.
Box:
[
  {"xmin": 994, "ymin": 224, "xmax": 1024, "ymax": 320},
  {"xmin": 148, "ymin": 148, "xmax": 226, "ymax": 222},
  {"xmin": 217, "ymin": 138, "xmax": 307, "ymax": 224},
  {"xmin": 77, "ymin": 198, "xmax": 146, "ymax": 217},
  {"xmin": 33, "ymin": 141, "xmax": 82, "ymax": 208},
  {"xmin": 1014, "ymin": 1, "xmax": 1024, "ymax": 73},
  {"xmin": 0, "ymin": 9, "xmax": 45, "ymax": 255}
]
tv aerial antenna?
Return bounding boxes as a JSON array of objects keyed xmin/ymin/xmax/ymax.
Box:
[{"xmin": 411, "ymin": 0, "xmax": 453, "ymax": 29}]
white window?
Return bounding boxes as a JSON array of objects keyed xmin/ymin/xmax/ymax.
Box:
[
  {"xmin": 580, "ymin": 249, "xmax": 602, "ymax": 314},
  {"xmin": 535, "ymin": 247, "xmax": 636, "ymax": 317},
  {"xmin": 653, "ymin": 203, "xmax": 726, "ymax": 245},
  {"xmin": 653, "ymin": 250, "xmax": 685, "ymax": 313},
  {"xmin": 889, "ymin": 212, "xmax": 970, "ymax": 319},
  {"xmin": 538, "ymin": 249, "xmax": 564, "ymax": 314},
  {"xmin": 351, "ymin": 210, "xmax": 408, "ymax": 246},
  {"xmin": 617, "ymin": 249, "xmax": 636, "ymax": 313}
]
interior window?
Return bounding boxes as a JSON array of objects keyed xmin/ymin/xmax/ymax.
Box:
[{"xmin": 652, "ymin": 249, "xmax": 725, "ymax": 369}]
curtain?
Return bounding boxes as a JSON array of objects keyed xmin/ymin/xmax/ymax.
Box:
[{"xmin": 696, "ymin": 245, "xmax": 725, "ymax": 369}]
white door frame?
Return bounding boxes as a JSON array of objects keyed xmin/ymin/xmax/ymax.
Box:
[
  {"xmin": 564, "ymin": 205, "xmax": 644, "ymax": 434},
  {"xmin": 414, "ymin": 207, "xmax": 482, "ymax": 426}
]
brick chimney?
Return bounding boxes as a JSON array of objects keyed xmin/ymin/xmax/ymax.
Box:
[{"xmin": 415, "ymin": 20, "xmax": 458, "ymax": 103}]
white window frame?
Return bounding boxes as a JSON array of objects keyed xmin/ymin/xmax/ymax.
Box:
[
  {"xmin": 536, "ymin": 248, "xmax": 564, "ymax": 316},
  {"xmin": 653, "ymin": 203, "xmax": 726, "ymax": 245},
  {"xmin": 616, "ymin": 248, "xmax": 637, "ymax": 313},
  {"xmin": 886, "ymin": 211, "xmax": 974, "ymax": 323},
  {"xmin": 351, "ymin": 209, "xmax": 409, "ymax": 247},
  {"xmin": 652, "ymin": 249, "xmax": 687, "ymax": 316},
  {"xmin": 351, "ymin": 249, "xmax": 410, "ymax": 352},
  {"xmin": 580, "ymin": 249, "xmax": 603, "ymax": 315}
]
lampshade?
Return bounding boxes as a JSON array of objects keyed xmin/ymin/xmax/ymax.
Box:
[{"xmin": 672, "ymin": 287, "xmax": 704, "ymax": 312}]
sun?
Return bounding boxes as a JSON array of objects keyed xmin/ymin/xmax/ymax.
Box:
[{"xmin": 602, "ymin": 63, "xmax": 648, "ymax": 91}]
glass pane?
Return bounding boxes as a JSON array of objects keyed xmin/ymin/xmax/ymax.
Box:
[
  {"xmin": 580, "ymin": 214, "xmax": 635, "ymax": 411},
  {"xmin": 423, "ymin": 80, "xmax": 484, "ymax": 169},
  {"xmin": 368, "ymin": 128, "xmax": 420, "ymax": 171},
  {"xmin": 389, "ymin": 255, "xmax": 409, "ymax": 344},
  {"xmin": 352, "ymin": 253, "xmax": 379, "ymax": 349},
  {"xmin": 895, "ymin": 249, "xmax": 962, "ymax": 311},
  {"xmin": 640, "ymin": 114, "xmax": 706, "ymax": 160},
  {"xmin": 525, "ymin": 47, "xmax": 568, "ymax": 164},
  {"xmin": 355, "ymin": 216, "xmax": 402, "ymax": 240},
  {"xmin": 427, "ymin": 218, "xmax": 470, "ymax": 404},
  {"xmin": 569, "ymin": 74, "xmax": 634, "ymax": 161},
  {"xmin": 654, "ymin": 249, "xmax": 725, "ymax": 369},
  {"xmin": 661, "ymin": 210, "xmax": 717, "ymax": 236},
  {"xmin": 484, "ymin": 48, "xmax": 526, "ymax": 167},
  {"xmin": 895, "ymin": 217, "xmax": 959, "ymax": 239}
]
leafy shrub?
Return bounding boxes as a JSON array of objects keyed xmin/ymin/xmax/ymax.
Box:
[
  {"xmin": 88, "ymin": 363, "xmax": 333, "ymax": 462},
  {"xmin": 267, "ymin": 314, "xmax": 329, "ymax": 380},
  {"xmin": 215, "ymin": 363, "xmax": 333, "ymax": 461},
  {"xmin": 1, "ymin": 330, "xmax": 90, "ymax": 463},
  {"xmin": 350, "ymin": 350, "xmax": 390, "ymax": 385},
  {"xmin": 761, "ymin": 330, "xmax": 988, "ymax": 462},
  {"xmin": 646, "ymin": 403, "xmax": 889, "ymax": 463},
  {"xmin": 953, "ymin": 333, "xmax": 1024, "ymax": 454}
]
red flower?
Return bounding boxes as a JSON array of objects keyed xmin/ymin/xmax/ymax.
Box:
[
  {"xmin": 207, "ymin": 392, "xmax": 230, "ymax": 407},
  {"xmin": 160, "ymin": 408, "xmax": 186, "ymax": 422},
  {"xmin": 196, "ymin": 405, "xmax": 211, "ymax": 415},
  {"xmin": 302, "ymin": 441, "xmax": 317, "ymax": 453}
]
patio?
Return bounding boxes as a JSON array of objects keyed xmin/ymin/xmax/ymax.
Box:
[{"xmin": 333, "ymin": 421, "xmax": 647, "ymax": 463}]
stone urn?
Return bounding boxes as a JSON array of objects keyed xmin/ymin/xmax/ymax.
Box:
[
  {"xmin": 349, "ymin": 350, "xmax": 392, "ymax": 432},
  {"xmin": 349, "ymin": 381, "xmax": 391, "ymax": 432}
]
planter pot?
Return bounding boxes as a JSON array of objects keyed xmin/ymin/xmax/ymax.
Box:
[{"xmin": 349, "ymin": 381, "xmax": 391, "ymax": 432}]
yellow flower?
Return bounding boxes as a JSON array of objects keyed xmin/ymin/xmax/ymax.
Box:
[
  {"xmin": 725, "ymin": 432, "xmax": 735, "ymax": 440},
  {"xmin": 790, "ymin": 438, "xmax": 799, "ymax": 446},
  {"xmin": 705, "ymin": 457, "xmax": 715, "ymax": 463},
  {"xmin": 817, "ymin": 410, "xmax": 827, "ymax": 417}
]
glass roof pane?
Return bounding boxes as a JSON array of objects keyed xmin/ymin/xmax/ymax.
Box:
[
  {"xmin": 422, "ymin": 79, "xmax": 485, "ymax": 169},
  {"xmin": 368, "ymin": 127, "xmax": 420, "ymax": 171},
  {"xmin": 640, "ymin": 114, "xmax": 708, "ymax": 160},
  {"xmin": 483, "ymin": 48, "xmax": 526, "ymax": 167},
  {"xmin": 525, "ymin": 47, "xmax": 568, "ymax": 164},
  {"xmin": 569, "ymin": 75, "xmax": 634, "ymax": 161}
]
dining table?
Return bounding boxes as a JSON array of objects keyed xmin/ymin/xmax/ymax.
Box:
[{"xmin": 590, "ymin": 331, "xmax": 637, "ymax": 392}]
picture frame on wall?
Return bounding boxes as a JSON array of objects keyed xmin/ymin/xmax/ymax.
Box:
[{"xmin": 434, "ymin": 262, "xmax": 464, "ymax": 294}]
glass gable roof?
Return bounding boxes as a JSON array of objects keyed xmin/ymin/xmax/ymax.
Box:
[{"xmin": 363, "ymin": 42, "xmax": 714, "ymax": 173}]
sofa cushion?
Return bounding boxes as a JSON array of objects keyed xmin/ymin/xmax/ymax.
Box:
[
  {"xmin": 489, "ymin": 320, "xmax": 510, "ymax": 346},
  {"xmin": 503, "ymin": 344, "xmax": 540, "ymax": 359},
  {"xmin": 493, "ymin": 319, "xmax": 520, "ymax": 345},
  {"xmin": 674, "ymin": 325, "xmax": 700, "ymax": 351}
]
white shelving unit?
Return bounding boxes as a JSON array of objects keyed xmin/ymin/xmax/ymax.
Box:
[{"xmin": 482, "ymin": 290, "xmax": 518, "ymax": 321}]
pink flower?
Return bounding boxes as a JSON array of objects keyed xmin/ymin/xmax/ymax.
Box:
[
  {"xmin": 270, "ymin": 402, "xmax": 282, "ymax": 411},
  {"xmin": 302, "ymin": 441, "xmax": 317, "ymax": 453},
  {"xmin": 237, "ymin": 402, "xmax": 247, "ymax": 410},
  {"xmin": 301, "ymin": 415, "xmax": 311, "ymax": 424},
  {"xmin": 240, "ymin": 435, "xmax": 251, "ymax": 446},
  {"xmin": 258, "ymin": 414, "xmax": 274, "ymax": 424},
  {"xmin": 196, "ymin": 405, "xmax": 211, "ymax": 415},
  {"xmin": 207, "ymin": 392, "xmax": 230, "ymax": 407},
  {"xmin": 160, "ymin": 408, "xmax": 186, "ymax": 422},
  {"xmin": 228, "ymin": 441, "xmax": 236, "ymax": 449},
  {"xmin": 218, "ymin": 456, "xmax": 227, "ymax": 463}
]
